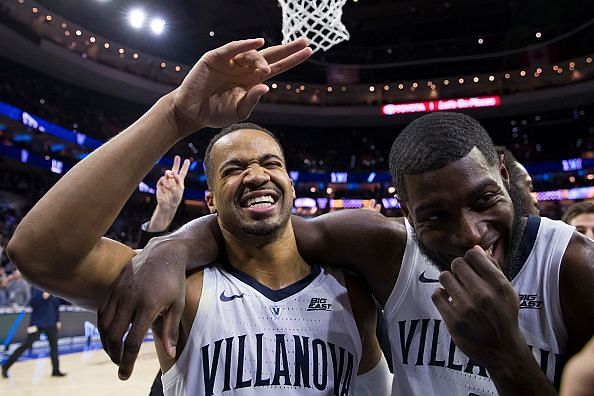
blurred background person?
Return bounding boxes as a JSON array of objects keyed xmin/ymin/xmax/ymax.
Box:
[
  {"xmin": 561, "ymin": 336, "xmax": 594, "ymax": 396},
  {"xmin": 562, "ymin": 200, "xmax": 594, "ymax": 239},
  {"xmin": 497, "ymin": 147, "xmax": 540, "ymax": 216},
  {"xmin": 1, "ymin": 288, "xmax": 65, "ymax": 378},
  {"xmin": 5, "ymin": 270, "xmax": 30, "ymax": 307}
]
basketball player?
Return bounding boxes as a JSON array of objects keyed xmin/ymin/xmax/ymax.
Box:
[
  {"xmin": 6, "ymin": 38, "xmax": 392, "ymax": 394},
  {"xmin": 562, "ymin": 200, "xmax": 594, "ymax": 239},
  {"xmin": 101, "ymin": 112, "xmax": 594, "ymax": 395}
]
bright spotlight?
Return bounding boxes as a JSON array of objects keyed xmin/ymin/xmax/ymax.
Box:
[
  {"xmin": 150, "ymin": 18, "xmax": 165, "ymax": 35},
  {"xmin": 128, "ymin": 9, "xmax": 145, "ymax": 29}
]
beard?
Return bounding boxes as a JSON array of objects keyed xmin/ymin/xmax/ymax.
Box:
[
  {"xmin": 236, "ymin": 199, "xmax": 293, "ymax": 247},
  {"xmin": 413, "ymin": 180, "xmax": 528, "ymax": 280},
  {"xmin": 240, "ymin": 215, "xmax": 287, "ymax": 237}
]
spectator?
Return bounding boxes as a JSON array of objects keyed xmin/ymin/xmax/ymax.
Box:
[
  {"xmin": 562, "ymin": 200, "xmax": 594, "ymax": 239},
  {"xmin": 6, "ymin": 270, "xmax": 30, "ymax": 307},
  {"xmin": 1, "ymin": 288, "xmax": 66, "ymax": 378}
]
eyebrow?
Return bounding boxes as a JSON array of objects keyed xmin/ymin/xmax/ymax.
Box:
[{"xmin": 218, "ymin": 154, "xmax": 285, "ymax": 173}]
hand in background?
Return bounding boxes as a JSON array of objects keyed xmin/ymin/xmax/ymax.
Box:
[{"xmin": 147, "ymin": 155, "xmax": 191, "ymax": 232}]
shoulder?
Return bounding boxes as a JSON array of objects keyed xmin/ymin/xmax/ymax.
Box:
[
  {"xmin": 560, "ymin": 230, "xmax": 594, "ymax": 287},
  {"xmin": 560, "ymin": 231, "xmax": 594, "ymax": 356}
]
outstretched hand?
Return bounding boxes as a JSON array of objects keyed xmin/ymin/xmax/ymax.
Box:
[{"xmin": 171, "ymin": 37, "xmax": 312, "ymax": 135}]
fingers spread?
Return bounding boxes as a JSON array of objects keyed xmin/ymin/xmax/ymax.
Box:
[
  {"xmin": 233, "ymin": 50, "xmax": 271, "ymax": 74},
  {"xmin": 269, "ymin": 47, "xmax": 313, "ymax": 78},
  {"xmin": 214, "ymin": 38, "xmax": 266, "ymax": 61},
  {"xmin": 179, "ymin": 159, "xmax": 191, "ymax": 179},
  {"xmin": 171, "ymin": 155, "xmax": 181, "ymax": 174},
  {"xmin": 261, "ymin": 37, "xmax": 309, "ymax": 64}
]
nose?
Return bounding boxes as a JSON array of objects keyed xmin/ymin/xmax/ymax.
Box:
[
  {"xmin": 242, "ymin": 165, "xmax": 271, "ymax": 187},
  {"xmin": 453, "ymin": 210, "xmax": 484, "ymax": 249},
  {"xmin": 586, "ymin": 228, "xmax": 594, "ymax": 241}
]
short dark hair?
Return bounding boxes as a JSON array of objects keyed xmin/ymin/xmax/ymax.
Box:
[
  {"xmin": 203, "ymin": 122, "xmax": 284, "ymax": 188},
  {"xmin": 389, "ymin": 112, "xmax": 499, "ymax": 202},
  {"xmin": 562, "ymin": 200, "xmax": 594, "ymax": 224}
]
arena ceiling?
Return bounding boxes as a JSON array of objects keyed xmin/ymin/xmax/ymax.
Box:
[{"xmin": 31, "ymin": 0, "xmax": 594, "ymax": 83}]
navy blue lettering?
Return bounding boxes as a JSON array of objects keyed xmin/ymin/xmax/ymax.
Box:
[
  {"xmin": 202, "ymin": 339, "xmax": 223, "ymax": 396},
  {"xmin": 446, "ymin": 338, "xmax": 463, "ymax": 371},
  {"xmin": 416, "ymin": 319, "xmax": 430, "ymax": 365},
  {"xmin": 399, "ymin": 320, "xmax": 419, "ymax": 365},
  {"xmin": 272, "ymin": 334, "xmax": 291, "ymax": 385},
  {"xmin": 312, "ymin": 339, "xmax": 328, "ymax": 390},
  {"xmin": 294, "ymin": 335, "xmax": 310, "ymax": 388},
  {"xmin": 340, "ymin": 352, "xmax": 354, "ymax": 396},
  {"xmin": 329, "ymin": 343, "xmax": 345, "ymax": 396},
  {"xmin": 235, "ymin": 335, "xmax": 252, "ymax": 388},
  {"xmin": 222, "ymin": 337, "xmax": 233, "ymax": 391},
  {"xmin": 428, "ymin": 319, "xmax": 446, "ymax": 367},
  {"xmin": 254, "ymin": 333, "xmax": 270, "ymax": 386}
]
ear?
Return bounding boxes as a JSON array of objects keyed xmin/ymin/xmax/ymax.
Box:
[
  {"xmin": 290, "ymin": 179, "xmax": 296, "ymax": 199},
  {"xmin": 206, "ymin": 191, "xmax": 217, "ymax": 214},
  {"xmin": 499, "ymin": 156, "xmax": 511, "ymax": 187}
]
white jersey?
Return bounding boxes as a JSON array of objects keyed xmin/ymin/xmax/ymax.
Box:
[
  {"xmin": 162, "ymin": 263, "xmax": 362, "ymax": 395},
  {"xmin": 384, "ymin": 216, "xmax": 574, "ymax": 395}
]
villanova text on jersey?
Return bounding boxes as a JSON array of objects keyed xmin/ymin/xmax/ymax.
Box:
[
  {"xmin": 200, "ymin": 332, "xmax": 355, "ymax": 395},
  {"xmin": 396, "ymin": 318, "xmax": 565, "ymax": 387},
  {"xmin": 162, "ymin": 264, "xmax": 363, "ymax": 396}
]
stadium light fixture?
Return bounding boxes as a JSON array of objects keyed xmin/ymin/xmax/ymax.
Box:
[
  {"xmin": 150, "ymin": 17, "xmax": 166, "ymax": 35},
  {"xmin": 128, "ymin": 9, "xmax": 146, "ymax": 29}
]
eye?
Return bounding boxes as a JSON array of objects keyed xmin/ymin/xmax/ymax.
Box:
[
  {"xmin": 222, "ymin": 167, "xmax": 243, "ymax": 176},
  {"xmin": 421, "ymin": 212, "xmax": 447, "ymax": 224},
  {"xmin": 478, "ymin": 192, "xmax": 496, "ymax": 203},
  {"xmin": 264, "ymin": 161, "xmax": 282, "ymax": 169}
]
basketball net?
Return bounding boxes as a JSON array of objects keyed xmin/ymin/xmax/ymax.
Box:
[{"xmin": 278, "ymin": 0, "xmax": 350, "ymax": 53}]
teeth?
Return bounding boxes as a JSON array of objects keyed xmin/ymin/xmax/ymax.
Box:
[
  {"xmin": 252, "ymin": 202, "xmax": 272, "ymax": 208},
  {"xmin": 246, "ymin": 195, "xmax": 275, "ymax": 207}
]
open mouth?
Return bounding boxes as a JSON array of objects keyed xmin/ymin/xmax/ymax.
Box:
[
  {"xmin": 238, "ymin": 190, "xmax": 281, "ymax": 213},
  {"xmin": 244, "ymin": 195, "xmax": 276, "ymax": 208}
]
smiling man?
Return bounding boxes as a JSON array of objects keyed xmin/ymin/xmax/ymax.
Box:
[
  {"xmin": 154, "ymin": 123, "xmax": 389, "ymax": 395},
  {"xmin": 101, "ymin": 112, "xmax": 594, "ymax": 395}
]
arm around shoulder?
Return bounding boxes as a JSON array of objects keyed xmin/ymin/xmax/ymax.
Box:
[{"xmin": 293, "ymin": 210, "xmax": 406, "ymax": 301}]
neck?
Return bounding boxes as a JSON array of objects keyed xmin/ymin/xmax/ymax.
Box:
[{"xmin": 220, "ymin": 222, "xmax": 310, "ymax": 290}]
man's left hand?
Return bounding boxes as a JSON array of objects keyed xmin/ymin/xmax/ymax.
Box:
[{"xmin": 431, "ymin": 246, "xmax": 528, "ymax": 371}]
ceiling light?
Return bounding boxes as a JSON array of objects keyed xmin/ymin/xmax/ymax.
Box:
[
  {"xmin": 150, "ymin": 18, "xmax": 166, "ymax": 35},
  {"xmin": 129, "ymin": 9, "xmax": 146, "ymax": 29}
]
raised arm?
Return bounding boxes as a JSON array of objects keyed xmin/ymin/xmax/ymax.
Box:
[{"xmin": 7, "ymin": 37, "xmax": 312, "ymax": 377}]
